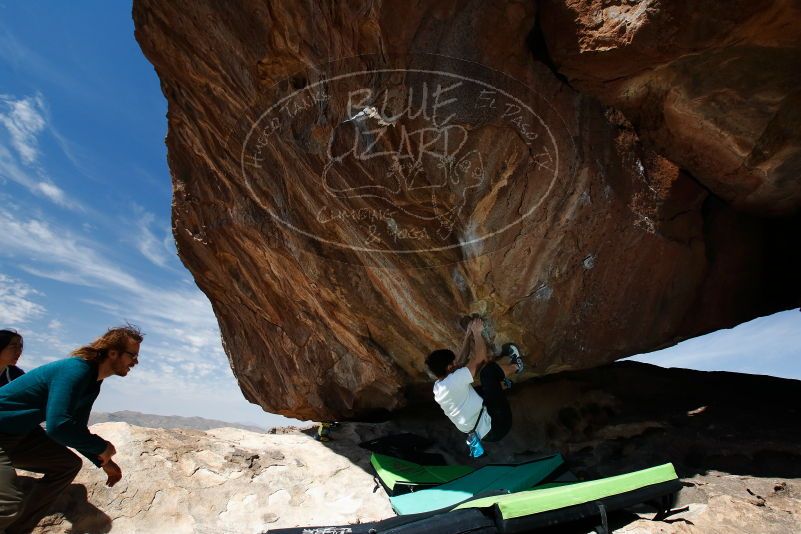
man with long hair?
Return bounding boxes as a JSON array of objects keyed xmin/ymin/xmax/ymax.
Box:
[{"xmin": 0, "ymin": 324, "xmax": 143, "ymax": 533}]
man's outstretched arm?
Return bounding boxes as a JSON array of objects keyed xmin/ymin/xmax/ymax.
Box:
[
  {"xmin": 466, "ymin": 319, "xmax": 488, "ymax": 378},
  {"xmin": 45, "ymin": 366, "xmax": 110, "ymax": 466},
  {"xmin": 454, "ymin": 329, "xmax": 473, "ymax": 367}
]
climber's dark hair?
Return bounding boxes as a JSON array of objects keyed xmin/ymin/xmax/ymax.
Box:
[
  {"xmin": 0, "ymin": 329, "xmax": 22, "ymax": 353},
  {"xmin": 425, "ymin": 349, "xmax": 455, "ymax": 379}
]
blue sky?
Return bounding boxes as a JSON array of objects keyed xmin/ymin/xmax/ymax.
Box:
[
  {"xmin": 0, "ymin": 1, "xmax": 298, "ymax": 428},
  {"xmin": 0, "ymin": 3, "xmax": 798, "ymax": 429},
  {"xmin": 629, "ymin": 308, "xmax": 801, "ymax": 379}
]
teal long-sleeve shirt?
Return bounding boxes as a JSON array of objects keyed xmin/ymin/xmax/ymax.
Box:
[{"xmin": 0, "ymin": 357, "xmax": 108, "ymax": 466}]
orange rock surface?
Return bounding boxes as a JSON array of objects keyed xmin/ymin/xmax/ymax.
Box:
[{"xmin": 133, "ymin": 0, "xmax": 801, "ymax": 420}]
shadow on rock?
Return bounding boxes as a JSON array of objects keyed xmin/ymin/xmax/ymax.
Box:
[
  {"xmin": 328, "ymin": 362, "xmax": 801, "ymax": 479},
  {"xmin": 305, "ymin": 361, "xmax": 801, "ymax": 532},
  {"xmin": 22, "ymin": 480, "xmax": 112, "ymax": 533}
]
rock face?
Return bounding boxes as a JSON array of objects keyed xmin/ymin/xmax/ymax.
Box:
[
  {"xmin": 132, "ymin": 0, "xmax": 801, "ymax": 420},
  {"xmin": 539, "ymin": 0, "xmax": 801, "ymax": 215},
  {"xmin": 33, "ymin": 364, "xmax": 801, "ymax": 533}
]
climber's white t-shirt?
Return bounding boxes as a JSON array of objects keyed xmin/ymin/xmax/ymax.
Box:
[{"xmin": 433, "ymin": 367, "xmax": 492, "ymax": 438}]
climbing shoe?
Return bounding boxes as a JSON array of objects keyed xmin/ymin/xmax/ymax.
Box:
[
  {"xmin": 502, "ymin": 343, "xmax": 525, "ymax": 374},
  {"xmin": 502, "ymin": 377, "xmax": 513, "ymax": 390}
]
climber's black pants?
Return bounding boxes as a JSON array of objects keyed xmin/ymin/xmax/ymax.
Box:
[
  {"xmin": 0, "ymin": 427, "xmax": 83, "ymax": 534},
  {"xmin": 475, "ymin": 362, "xmax": 512, "ymax": 442}
]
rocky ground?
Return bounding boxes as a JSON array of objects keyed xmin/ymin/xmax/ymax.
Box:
[
  {"xmin": 29, "ymin": 422, "xmax": 391, "ymax": 534},
  {"xmin": 27, "ymin": 362, "xmax": 801, "ymax": 533},
  {"xmin": 619, "ymin": 473, "xmax": 801, "ymax": 533}
]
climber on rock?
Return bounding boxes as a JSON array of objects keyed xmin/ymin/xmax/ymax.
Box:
[
  {"xmin": 0, "ymin": 325, "xmax": 143, "ymax": 534},
  {"xmin": 425, "ymin": 317, "xmax": 524, "ymax": 457}
]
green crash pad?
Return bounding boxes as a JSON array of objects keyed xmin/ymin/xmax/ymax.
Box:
[
  {"xmin": 455, "ymin": 462, "xmax": 679, "ymax": 520},
  {"xmin": 390, "ymin": 453, "xmax": 565, "ymax": 515},
  {"xmin": 370, "ymin": 453, "xmax": 475, "ymax": 494}
]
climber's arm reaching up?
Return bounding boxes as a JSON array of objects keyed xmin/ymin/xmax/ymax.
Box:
[
  {"xmin": 466, "ymin": 318, "xmax": 488, "ymax": 378},
  {"xmin": 454, "ymin": 329, "xmax": 472, "ymax": 367}
]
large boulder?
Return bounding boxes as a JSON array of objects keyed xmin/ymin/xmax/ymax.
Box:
[{"xmin": 132, "ymin": 0, "xmax": 801, "ymax": 420}]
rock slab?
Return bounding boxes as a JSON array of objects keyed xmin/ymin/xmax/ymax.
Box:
[
  {"xmin": 31, "ymin": 422, "xmax": 392, "ymax": 534},
  {"xmin": 132, "ymin": 0, "xmax": 801, "ymax": 420}
]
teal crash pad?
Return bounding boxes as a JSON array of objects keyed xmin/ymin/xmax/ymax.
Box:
[{"xmin": 389, "ymin": 453, "xmax": 565, "ymax": 515}]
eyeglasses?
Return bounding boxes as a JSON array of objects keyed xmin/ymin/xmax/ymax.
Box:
[{"xmin": 121, "ymin": 351, "xmax": 139, "ymax": 362}]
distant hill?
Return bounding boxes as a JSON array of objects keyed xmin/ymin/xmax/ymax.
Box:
[{"xmin": 89, "ymin": 410, "xmax": 267, "ymax": 433}]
